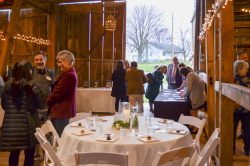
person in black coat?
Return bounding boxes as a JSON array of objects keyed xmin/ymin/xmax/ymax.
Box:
[
  {"xmin": 1, "ymin": 60, "xmax": 47, "ymax": 166},
  {"xmin": 111, "ymin": 60, "xmax": 127, "ymax": 112}
]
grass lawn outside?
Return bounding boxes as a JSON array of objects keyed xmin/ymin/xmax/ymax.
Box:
[{"xmin": 137, "ymin": 60, "xmax": 191, "ymax": 103}]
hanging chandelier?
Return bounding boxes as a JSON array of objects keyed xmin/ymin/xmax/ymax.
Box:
[{"xmin": 105, "ymin": 1, "xmax": 116, "ymax": 31}]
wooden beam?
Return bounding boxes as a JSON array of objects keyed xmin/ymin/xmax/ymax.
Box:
[
  {"xmin": 49, "ymin": 1, "xmax": 60, "ymax": 77},
  {"xmin": 219, "ymin": 1, "xmax": 234, "ymax": 165},
  {"xmin": 206, "ymin": 0, "xmax": 215, "ymax": 137},
  {"xmin": 0, "ymin": 4, "xmax": 34, "ymax": 10},
  {"xmin": 0, "ymin": 0, "xmax": 23, "ymax": 77},
  {"xmin": 222, "ymin": 83, "xmax": 250, "ymax": 111},
  {"xmin": 194, "ymin": 0, "xmax": 200, "ymax": 72},
  {"xmin": 23, "ymin": 0, "xmax": 51, "ymax": 15}
]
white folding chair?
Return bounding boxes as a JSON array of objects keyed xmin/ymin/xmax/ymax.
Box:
[
  {"xmin": 151, "ymin": 143, "xmax": 196, "ymax": 166},
  {"xmin": 35, "ymin": 132, "xmax": 63, "ymax": 166},
  {"xmin": 40, "ymin": 120, "xmax": 60, "ymax": 149},
  {"xmin": 178, "ymin": 114, "xmax": 206, "ymax": 153},
  {"xmin": 191, "ymin": 128, "xmax": 221, "ymax": 166},
  {"xmin": 69, "ymin": 111, "xmax": 92, "ymax": 123},
  {"xmin": 75, "ymin": 150, "xmax": 129, "ymax": 166}
]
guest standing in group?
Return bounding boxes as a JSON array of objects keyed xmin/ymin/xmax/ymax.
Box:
[
  {"xmin": 166, "ymin": 56, "xmax": 183, "ymax": 89},
  {"xmin": 145, "ymin": 65, "xmax": 167, "ymax": 112},
  {"xmin": 233, "ymin": 60, "xmax": 250, "ymax": 156},
  {"xmin": 47, "ymin": 50, "xmax": 78, "ymax": 137},
  {"xmin": 111, "ymin": 60, "xmax": 127, "ymax": 112},
  {"xmin": 179, "ymin": 67, "xmax": 207, "ymax": 132},
  {"xmin": 235, "ymin": 51, "xmax": 250, "ymax": 139},
  {"xmin": 177, "ymin": 63, "xmax": 186, "ymax": 91},
  {"xmin": 32, "ymin": 51, "xmax": 55, "ymax": 158},
  {"xmin": 237, "ymin": 51, "xmax": 250, "ymax": 78},
  {"xmin": 1, "ymin": 60, "xmax": 47, "ymax": 166},
  {"xmin": 125, "ymin": 61, "xmax": 148, "ymax": 113},
  {"xmin": 124, "ymin": 59, "xmax": 130, "ymax": 102},
  {"xmin": 124, "ymin": 59, "xmax": 131, "ymax": 71}
]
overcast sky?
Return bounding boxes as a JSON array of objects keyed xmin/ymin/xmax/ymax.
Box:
[{"xmin": 126, "ymin": 0, "xmax": 195, "ymax": 31}]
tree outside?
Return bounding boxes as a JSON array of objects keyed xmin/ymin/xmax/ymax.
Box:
[
  {"xmin": 126, "ymin": 5, "xmax": 167, "ymax": 63},
  {"xmin": 176, "ymin": 26, "xmax": 191, "ymax": 61}
]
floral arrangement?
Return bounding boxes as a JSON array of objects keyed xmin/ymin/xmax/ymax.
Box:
[{"xmin": 112, "ymin": 120, "xmax": 130, "ymax": 128}]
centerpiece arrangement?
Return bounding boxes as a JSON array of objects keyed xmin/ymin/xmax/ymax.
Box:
[{"xmin": 113, "ymin": 102, "xmax": 139, "ymax": 131}]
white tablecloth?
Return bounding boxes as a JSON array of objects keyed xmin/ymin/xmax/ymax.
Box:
[
  {"xmin": 57, "ymin": 116, "xmax": 193, "ymax": 166},
  {"xmin": 76, "ymin": 88, "xmax": 116, "ymax": 113}
]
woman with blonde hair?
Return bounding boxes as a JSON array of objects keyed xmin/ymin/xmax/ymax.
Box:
[{"xmin": 145, "ymin": 65, "xmax": 167, "ymax": 112}]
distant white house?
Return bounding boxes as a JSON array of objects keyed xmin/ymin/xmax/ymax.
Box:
[{"xmin": 126, "ymin": 42, "xmax": 185, "ymax": 63}]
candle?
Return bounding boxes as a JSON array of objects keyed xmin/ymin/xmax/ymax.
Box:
[{"xmin": 123, "ymin": 109, "xmax": 130, "ymax": 123}]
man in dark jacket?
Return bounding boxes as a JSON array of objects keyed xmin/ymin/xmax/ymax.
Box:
[{"xmin": 166, "ymin": 56, "xmax": 183, "ymax": 89}]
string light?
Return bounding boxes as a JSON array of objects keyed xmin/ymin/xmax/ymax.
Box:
[
  {"xmin": 0, "ymin": 30, "xmax": 5, "ymax": 41},
  {"xmin": 199, "ymin": 0, "xmax": 233, "ymax": 40},
  {"xmin": 241, "ymin": 8, "xmax": 250, "ymax": 13},
  {"xmin": 13, "ymin": 34, "xmax": 51, "ymax": 45}
]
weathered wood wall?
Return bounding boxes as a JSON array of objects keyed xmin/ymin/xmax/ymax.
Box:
[
  {"xmin": 0, "ymin": 1, "xmax": 126, "ymax": 87},
  {"xmin": 0, "ymin": 8, "xmax": 49, "ymax": 71},
  {"xmin": 58, "ymin": 2, "xmax": 126, "ymax": 87}
]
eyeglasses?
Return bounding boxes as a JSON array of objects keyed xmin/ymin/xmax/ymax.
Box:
[{"xmin": 57, "ymin": 61, "xmax": 65, "ymax": 65}]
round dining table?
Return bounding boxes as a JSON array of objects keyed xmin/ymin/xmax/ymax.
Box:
[{"xmin": 57, "ymin": 116, "xmax": 194, "ymax": 166}]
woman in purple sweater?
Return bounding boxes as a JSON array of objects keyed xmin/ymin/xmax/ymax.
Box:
[{"xmin": 47, "ymin": 50, "xmax": 78, "ymax": 137}]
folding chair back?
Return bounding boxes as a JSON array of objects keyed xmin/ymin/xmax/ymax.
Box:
[
  {"xmin": 69, "ymin": 111, "xmax": 92, "ymax": 123},
  {"xmin": 151, "ymin": 144, "xmax": 196, "ymax": 166},
  {"xmin": 199, "ymin": 128, "xmax": 220, "ymax": 157},
  {"xmin": 41, "ymin": 120, "xmax": 60, "ymax": 148},
  {"xmin": 178, "ymin": 114, "xmax": 206, "ymax": 152},
  {"xmin": 35, "ymin": 132, "xmax": 63, "ymax": 166},
  {"xmin": 75, "ymin": 150, "xmax": 129, "ymax": 166},
  {"xmin": 194, "ymin": 137, "xmax": 220, "ymax": 166}
]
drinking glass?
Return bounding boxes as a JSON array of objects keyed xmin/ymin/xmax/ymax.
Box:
[
  {"xmin": 145, "ymin": 116, "xmax": 151, "ymax": 125},
  {"xmin": 86, "ymin": 119, "xmax": 92, "ymax": 128},
  {"xmin": 148, "ymin": 125, "xmax": 155, "ymax": 136},
  {"xmin": 166, "ymin": 120, "xmax": 173, "ymax": 132},
  {"xmin": 93, "ymin": 114, "xmax": 98, "ymax": 125},
  {"xmin": 120, "ymin": 127, "xmax": 127, "ymax": 137},
  {"xmin": 96, "ymin": 122, "xmax": 103, "ymax": 133}
]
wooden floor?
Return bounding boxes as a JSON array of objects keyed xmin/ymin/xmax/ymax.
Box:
[{"xmin": 0, "ymin": 104, "xmax": 248, "ymax": 166}]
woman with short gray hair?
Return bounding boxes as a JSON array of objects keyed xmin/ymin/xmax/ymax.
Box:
[
  {"xmin": 56, "ymin": 50, "xmax": 75, "ymax": 67},
  {"xmin": 233, "ymin": 60, "xmax": 250, "ymax": 156},
  {"xmin": 47, "ymin": 50, "xmax": 78, "ymax": 137}
]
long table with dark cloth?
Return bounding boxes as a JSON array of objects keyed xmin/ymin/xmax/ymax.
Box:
[{"xmin": 154, "ymin": 89, "xmax": 189, "ymax": 121}]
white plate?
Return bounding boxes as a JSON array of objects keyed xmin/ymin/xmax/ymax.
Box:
[
  {"xmin": 72, "ymin": 130, "xmax": 92, "ymax": 136},
  {"xmin": 96, "ymin": 136, "xmax": 120, "ymax": 142},
  {"xmin": 70, "ymin": 122, "xmax": 85, "ymax": 127},
  {"xmin": 137, "ymin": 136, "xmax": 160, "ymax": 142},
  {"xmin": 157, "ymin": 119, "xmax": 167, "ymax": 123},
  {"xmin": 168, "ymin": 129, "xmax": 187, "ymax": 135}
]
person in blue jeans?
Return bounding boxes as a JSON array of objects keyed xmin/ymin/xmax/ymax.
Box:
[
  {"xmin": 233, "ymin": 60, "xmax": 250, "ymax": 156},
  {"xmin": 145, "ymin": 65, "xmax": 167, "ymax": 112}
]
